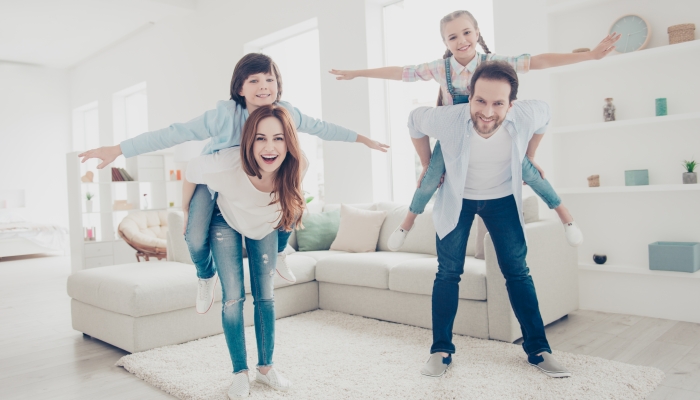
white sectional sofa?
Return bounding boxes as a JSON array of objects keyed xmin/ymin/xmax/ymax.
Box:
[{"xmin": 67, "ymin": 200, "xmax": 578, "ymax": 353}]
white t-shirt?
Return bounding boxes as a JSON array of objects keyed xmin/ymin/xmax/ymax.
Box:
[
  {"xmin": 463, "ymin": 125, "xmax": 514, "ymax": 200},
  {"xmin": 186, "ymin": 147, "xmax": 306, "ymax": 240}
]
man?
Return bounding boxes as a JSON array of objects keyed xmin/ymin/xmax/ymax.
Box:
[{"xmin": 408, "ymin": 61, "xmax": 570, "ymax": 378}]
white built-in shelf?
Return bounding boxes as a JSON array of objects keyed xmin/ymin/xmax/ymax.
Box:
[
  {"xmin": 549, "ymin": 112, "xmax": 700, "ymax": 135},
  {"xmin": 558, "ymin": 184, "xmax": 700, "ymax": 194},
  {"xmin": 549, "ymin": 40, "xmax": 700, "ymax": 74},
  {"xmin": 579, "ymin": 262, "xmax": 700, "ymax": 279},
  {"xmin": 545, "ymin": 0, "xmax": 609, "ymax": 14}
]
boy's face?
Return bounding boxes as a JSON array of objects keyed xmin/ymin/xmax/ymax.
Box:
[
  {"xmin": 469, "ymin": 78, "xmax": 513, "ymax": 135},
  {"xmin": 239, "ymin": 72, "xmax": 278, "ymax": 112}
]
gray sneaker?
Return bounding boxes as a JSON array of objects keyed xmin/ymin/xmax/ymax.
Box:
[
  {"xmin": 420, "ymin": 353, "xmax": 452, "ymax": 377},
  {"xmin": 528, "ymin": 352, "xmax": 572, "ymax": 378}
]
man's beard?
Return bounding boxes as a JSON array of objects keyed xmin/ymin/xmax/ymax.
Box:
[{"xmin": 472, "ymin": 112, "xmax": 503, "ymax": 135}]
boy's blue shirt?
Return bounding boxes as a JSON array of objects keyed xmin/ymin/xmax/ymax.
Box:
[{"xmin": 119, "ymin": 100, "xmax": 358, "ymax": 158}]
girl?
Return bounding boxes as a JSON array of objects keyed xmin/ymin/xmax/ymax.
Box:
[
  {"xmin": 79, "ymin": 53, "xmax": 389, "ymax": 314},
  {"xmin": 185, "ymin": 104, "xmax": 304, "ymax": 398},
  {"xmin": 330, "ymin": 10, "xmax": 620, "ymax": 250}
]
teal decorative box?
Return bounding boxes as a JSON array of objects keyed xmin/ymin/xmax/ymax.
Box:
[
  {"xmin": 649, "ymin": 242, "xmax": 700, "ymax": 273},
  {"xmin": 625, "ymin": 169, "xmax": 649, "ymax": 186}
]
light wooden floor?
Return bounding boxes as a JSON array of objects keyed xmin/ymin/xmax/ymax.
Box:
[{"xmin": 1, "ymin": 255, "xmax": 699, "ymax": 400}]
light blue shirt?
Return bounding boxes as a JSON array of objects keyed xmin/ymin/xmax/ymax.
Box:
[
  {"xmin": 407, "ymin": 100, "xmax": 550, "ymax": 239},
  {"xmin": 119, "ymin": 100, "xmax": 358, "ymax": 158}
]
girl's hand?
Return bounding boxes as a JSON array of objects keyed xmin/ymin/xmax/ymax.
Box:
[
  {"xmin": 329, "ymin": 69, "xmax": 358, "ymax": 80},
  {"xmin": 78, "ymin": 145, "xmax": 122, "ymax": 169},
  {"xmin": 590, "ymin": 33, "xmax": 621, "ymax": 60}
]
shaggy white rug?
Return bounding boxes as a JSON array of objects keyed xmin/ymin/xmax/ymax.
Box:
[{"xmin": 116, "ymin": 310, "xmax": 664, "ymax": 400}]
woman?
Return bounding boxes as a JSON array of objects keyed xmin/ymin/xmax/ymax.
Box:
[{"xmin": 185, "ymin": 104, "xmax": 306, "ymax": 398}]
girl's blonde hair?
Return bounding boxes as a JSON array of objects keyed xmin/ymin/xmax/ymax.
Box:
[
  {"xmin": 437, "ymin": 10, "xmax": 491, "ymax": 106},
  {"xmin": 240, "ymin": 105, "xmax": 305, "ymax": 231}
]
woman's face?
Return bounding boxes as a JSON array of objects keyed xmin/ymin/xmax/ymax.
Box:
[
  {"xmin": 239, "ymin": 72, "xmax": 278, "ymax": 112},
  {"xmin": 253, "ymin": 116, "xmax": 287, "ymax": 174},
  {"xmin": 442, "ymin": 15, "xmax": 479, "ymax": 61}
]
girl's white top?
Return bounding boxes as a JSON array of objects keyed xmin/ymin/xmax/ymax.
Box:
[{"xmin": 186, "ymin": 147, "xmax": 305, "ymax": 240}]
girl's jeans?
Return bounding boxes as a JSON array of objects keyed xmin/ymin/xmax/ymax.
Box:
[
  {"xmin": 185, "ymin": 184, "xmax": 291, "ymax": 279},
  {"xmin": 210, "ymin": 208, "xmax": 277, "ymax": 373},
  {"xmin": 409, "ymin": 141, "xmax": 562, "ymax": 215}
]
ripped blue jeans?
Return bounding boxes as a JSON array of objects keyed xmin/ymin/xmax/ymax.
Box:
[{"xmin": 209, "ymin": 207, "xmax": 276, "ymax": 374}]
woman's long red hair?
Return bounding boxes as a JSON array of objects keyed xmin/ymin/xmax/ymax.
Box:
[{"xmin": 240, "ymin": 105, "xmax": 305, "ymax": 231}]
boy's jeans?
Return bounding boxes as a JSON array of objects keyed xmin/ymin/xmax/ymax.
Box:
[
  {"xmin": 431, "ymin": 196, "xmax": 551, "ymax": 363},
  {"xmin": 210, "ymin": 209, "xmax": 276, "ymax": 373},
  {"xmin": 185, "ymin": 184, "xmax": 291, "ymax": 280},
  {"xmin": 409, "ymin": 142, "xmax": 562, "ymax": 215}
]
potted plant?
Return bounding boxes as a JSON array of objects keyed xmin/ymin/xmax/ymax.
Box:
[
  {"xmin": 682, "ymin": 160, "xmax": 697, "ymax": 184},
  {"xmin": 85, "ymin": 192, "xmax": 95, "ymax": 212}
]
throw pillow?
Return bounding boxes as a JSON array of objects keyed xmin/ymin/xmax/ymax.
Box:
[
  {"xmin": 330, "ymin": 204, "xmax": 387, "ymax": 253},
  {"xmin": 295, "ymin": 209, "xmax": 341, "ymax": 252}
]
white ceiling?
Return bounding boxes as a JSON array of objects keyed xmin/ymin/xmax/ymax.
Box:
[{"xmin": 0, "ymin": 0, "xmax": 196, "ymax": 68}]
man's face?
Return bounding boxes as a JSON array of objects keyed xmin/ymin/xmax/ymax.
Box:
[{"xmin": 469, "ymin": 78, "xmax": 513, "ymax": 135}]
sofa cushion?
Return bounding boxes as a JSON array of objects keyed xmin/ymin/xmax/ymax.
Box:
[
  {"xmin": 299, "ymin": 250, "xmax": 348, "ymax": 262},
  {"xmin": 330, "ymin": 205, "xmax": 387, "ymax": 253},
  {"xmin": 296, "ymin": 209, "xmax": 340, "ymax": 251},
  {"xmin": 315, "ymin": 252, "xmax": 434, "ymax": 289},
  {"xmin": 389, "ymin": 257, "xmax": 487, "ymax": 301},
  {"xmin": 375, "ymin": 203, "xmax": 479, "ymax": 257},
  {"xmin": 67, "ymin": 254, "xmax": 317, "ymax": 317}
]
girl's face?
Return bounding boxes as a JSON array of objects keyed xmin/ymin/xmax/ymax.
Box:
[
  {"xmin": 253, "ymin": 116, "xmax": 287, "ymax": 175},
  {"xmin": 442, "ymin": 15, "xmax": 479, "ymax": 61},
  {"xmin": 239, "ymin": 72, "xmax": 278, "ymax": 112}
]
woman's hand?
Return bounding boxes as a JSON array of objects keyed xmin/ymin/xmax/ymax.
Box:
[
  {"xmin": 329, "ymin": 69, "xmax": 359, "ymax": 80},
  {"xmin": 78, "ymin": 145, "xmax": 122, "ymax": 169},
  {"xmin": 356, "ymin": 134, "xmax": 390, "ymax": 152},
  {"xmin": 590, "ymin": 33, "xmax": 621, "ymax": 60}
]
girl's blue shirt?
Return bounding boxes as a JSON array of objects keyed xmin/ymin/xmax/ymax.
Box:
[{"xmin": 119, "ymin": 100, "xmax": 358, "ymax": 158}]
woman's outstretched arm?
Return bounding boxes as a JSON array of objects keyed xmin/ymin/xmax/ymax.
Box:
[{"xmin": 329, "ymin": 67, "xmax": 403, "ymax": 81}]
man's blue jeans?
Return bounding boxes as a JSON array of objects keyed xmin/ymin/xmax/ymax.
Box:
[
  {"xmin": 410, "ymin": 143, "xmax": 561, "ymax": 214},
  {"xmin": 431, "ymin": 195, "xmax": 551, "ymax": 361},
  {"xmin": 210, "ymin": 208, "xmax": 276, "ymax": 373},
  {"xmin": 185, "ymin": 184, "xmax": 291, "ymax": 280}
]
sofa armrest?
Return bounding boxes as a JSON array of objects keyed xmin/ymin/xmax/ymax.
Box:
[{"xmin": 485, "ymin": 219, "xmax": 578, "ymax": 342}]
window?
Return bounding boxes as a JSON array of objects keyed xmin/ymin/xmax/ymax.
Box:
[
  {"xmin": 113, "ymin": 82, "xmax": 148, "ymax": 145},
  {"xmin": 72, "ymin": 101, "xmax": 99, "ymax": 152},
  {"xmin": 245, "ymin": 19, "xmax": 325, "ymax": 203},
  {"xmin": 382, "ymin": 0, "xmax": 494, "ymax": 202}
]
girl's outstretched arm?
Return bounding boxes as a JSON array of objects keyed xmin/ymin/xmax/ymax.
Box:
[
  {"xmin": 530, "ymin": 33, "xmax": 621, "ymax": 69},
  {"xmin": 329, "ymin": 67, "xmax": 403, "ymax": 81},
  {"xmin": 356, "ymin": 134, "xmax": 390, "ymax": 152}
]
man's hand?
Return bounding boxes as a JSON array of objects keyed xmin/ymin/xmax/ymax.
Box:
[
  {"xmin": 78, "ymin": 145, "xmax": 122, "ymax": 169},
  {"xmin": 329, "ymin": 69, "xmax": 359, "ymax": 80},
  {"xmin": 356, "ymin": 134, "xmax": 390, "ymax": 152},
  {"xmin": 417, "ymin": 166, "xmax": 444, "ymax": 188},
  {"xmin": 590, "ymin": 33, "xmax": 621, "ymax": 60},
  {"xmin": 527, "ymin": 155, "xmax": 546, "ymax": 182}
]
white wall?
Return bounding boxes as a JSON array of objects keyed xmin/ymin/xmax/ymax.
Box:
[
  {"xmin": 0, "ymin": 64, "xmax": 70, "ymax": 226},
  {"xmin": 69, "ymin": 0, "xmax": 377, "ymax": 204}
]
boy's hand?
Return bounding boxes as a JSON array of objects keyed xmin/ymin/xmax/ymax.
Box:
[
  {"xmin": 329, "ymin": 69, "xmax": 358, "ymax": 80},
  {"xmin": 78, "ymin": 145, "xmax": 122, "ymax": 169},
  {"xmin": 356, "ymin": 135, "xmax": 390, "ymax": 152},
  {"xmin": 590, "ymin": 33, "xmax": 621, "ymax": 60}
]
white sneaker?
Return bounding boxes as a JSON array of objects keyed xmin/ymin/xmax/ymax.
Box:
[
  {"xmin": 228, "ymin": 372, "xmax": 250, "ymax": 398},
  {"xmin": 276, "ymin": 252, "xmax": 296, "ymax": 283},
  {"xmin": 196, "ymin": 275, "xmax": 218, "ymax": 314},
  {"xmin": 564, "ymin": 222, "xmax": 583, "ymax": 247},
  {"xmin": 387, "ymin": 226, "xmax": 410, "ymax": 251},
  {"xmin": 256, "ymin": 367, "xmax": 291, "ymax": 392}
]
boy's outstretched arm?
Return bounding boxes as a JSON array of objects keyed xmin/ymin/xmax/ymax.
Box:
[
  {"xmin": 530, "ymin": 33, "xmax": 621, "ymax": 69},
  {"xmin": 329, "ymin": 67, "xmax": 403, "ymax": 81}
]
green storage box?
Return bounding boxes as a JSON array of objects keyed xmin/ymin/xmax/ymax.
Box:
[
  {"xmin": 648, "ymin": 242, "xmax": 700, "ymax": 273},
  {"xmin": 625, "ymin": 169, "xmax": 649, "ymax": 186}
]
